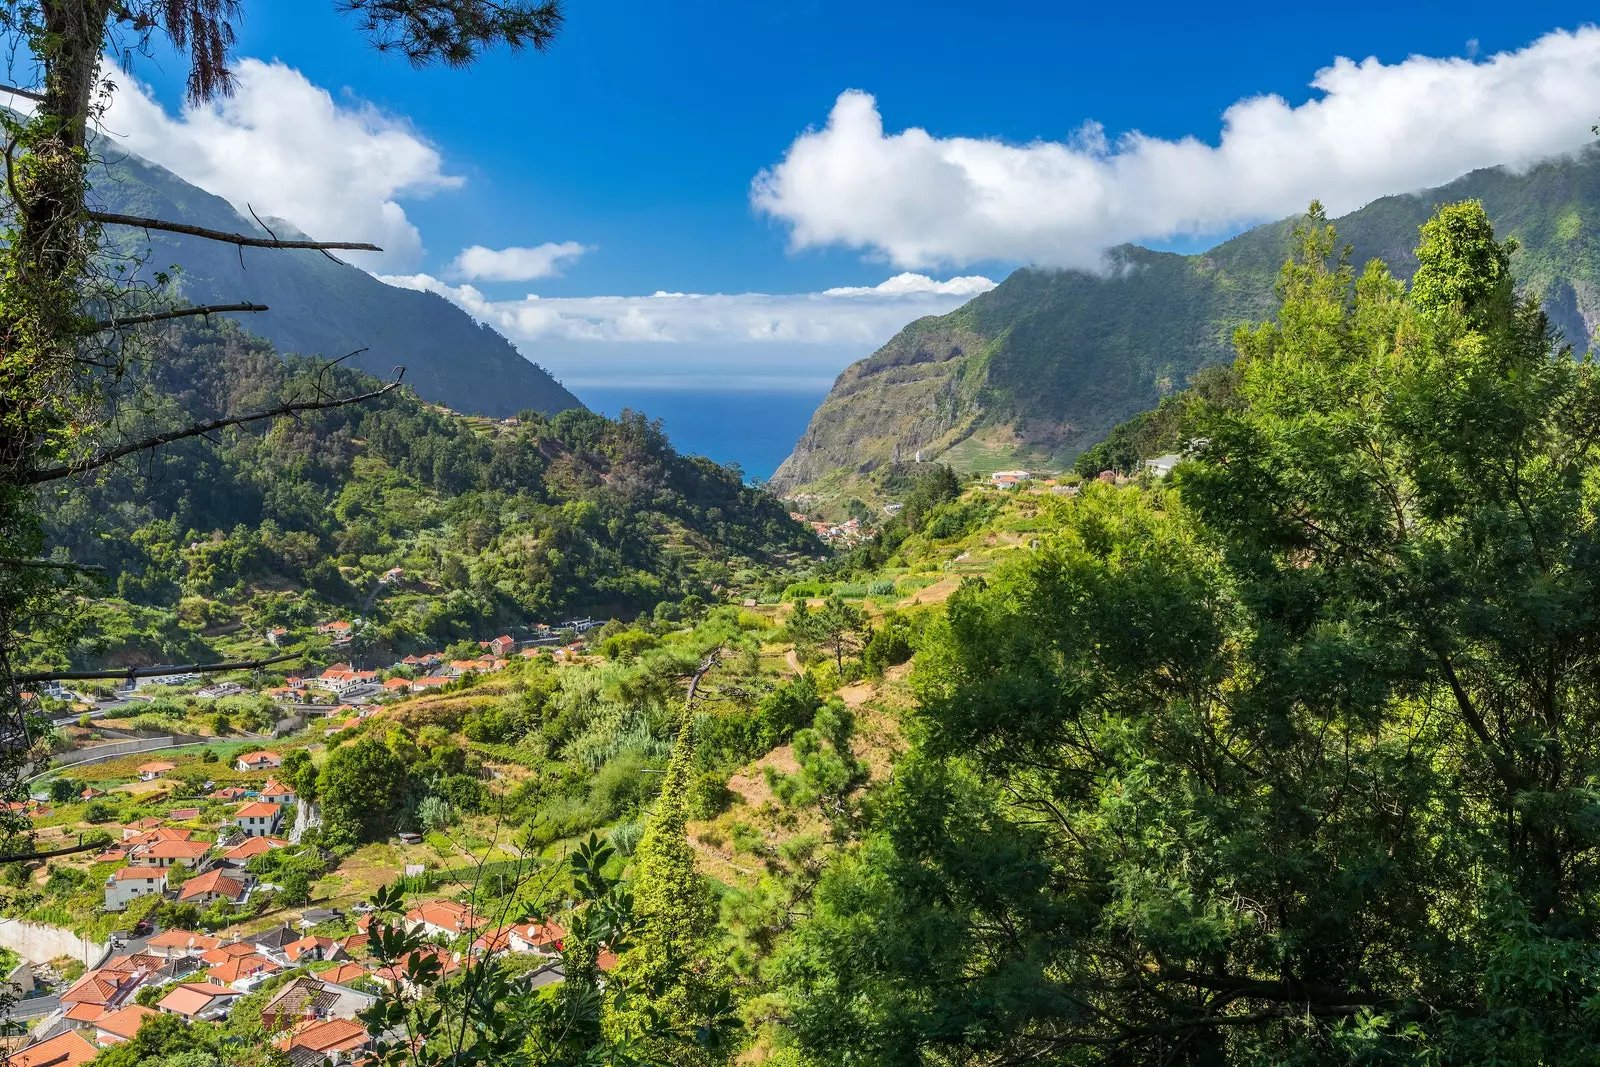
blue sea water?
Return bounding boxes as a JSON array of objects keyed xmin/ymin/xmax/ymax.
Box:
[{"xmin": 578, "ymin": 386, "xmax": 829, "ymax": 483}]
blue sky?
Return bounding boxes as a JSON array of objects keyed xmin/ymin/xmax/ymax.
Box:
[{"xmin": 83, "ymin": 2, "xmax": 1600, "ymax": 391}]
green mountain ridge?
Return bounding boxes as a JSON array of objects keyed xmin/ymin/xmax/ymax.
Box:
[
  {"xmin": 92, "ymin": 145, "xmax": 582, "ymax": 419},
  {"xmin": 771, "ymin": 148, "xmax": 1600, "ymax": 494}
]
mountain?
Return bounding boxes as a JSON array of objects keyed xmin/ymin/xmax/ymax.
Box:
[
  {"xmin": 92, "ymin": 148, "xmax": 581, "ymax": 418},
  {"xmin": 32, "ymin": 317, "xmax": 814, "ymax": 671},
  {"xmin": 771, "ymin": 148, "xmax": 1600, "ymax": 495}
]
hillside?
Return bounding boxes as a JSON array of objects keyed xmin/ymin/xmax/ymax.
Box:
[
  {"xmin": 771, "ymin": 147, "xmax": 1600, "ymax": 495},
  {"xmin": 29, "ymin": 318, "xmax": 817, "ymax": 672},
  {"xmin": 92, "ymin": 146, "xmax": 581, "ymax": 419}
]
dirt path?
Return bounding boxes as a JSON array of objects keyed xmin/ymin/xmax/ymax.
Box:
[{"xmin": 784, "ymin": 649, "xmax": 802, "ymax": 676}]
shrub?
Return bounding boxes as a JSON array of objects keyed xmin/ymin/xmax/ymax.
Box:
[
  {"xmin": 689, "ymin": 772, "xmax": 736, "ymax": 820},
  {"xmin": 83, "ymin": 800, "xmax": 116, "ymax": 823},
  {"xmin": 867, "ymin": 579, "xmax": 896, "ymax": 596}
]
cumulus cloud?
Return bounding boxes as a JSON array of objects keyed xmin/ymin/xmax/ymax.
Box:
[
  {"xmin": 449, "ymin": 242, "xmax": 589, "ymax": 281},
  {"xmin": 754, "ymin": 27, "xmax": 1600, "ymax": 269},
  {"xmin": 99, "ymin": 59, "xmax": 461, "ymax": 269},
  {"xmin": 377, "ymin": 272, "xmax": 995, "ymax": 344}
]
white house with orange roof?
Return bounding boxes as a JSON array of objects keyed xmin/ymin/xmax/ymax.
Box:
[
  {"xmin": 258, "ymin": 778, "xmax": 296, "ymax": 805},
  {"xmin": 403, "ymin": 899, "xmax": 491, "ymax": 940},
  {"xmin": 156, "ymin": 981, "xmax": 240, "ymax": 1021},
  {"xmin": 233, "ymin": 800, "xmax": 283, "ymax": 837},
  {"xmin": 178, "ymin": 868, "xmax": 251, "ymax": 906},
  {"xmin": 104, "ymin": 867, "xmax": 166, "ymax": 911},
  {"xmin": 235, "ymin": 751, "xmax": 282, "ymax": 772}
]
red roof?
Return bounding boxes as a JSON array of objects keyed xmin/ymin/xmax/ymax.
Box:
[
  {"xmin": 320, "ymin": 961, "xmax": 369, "ymax": 985},
  {"xmin": 284, "ymin": 1017, "xmax": 370, "ymax": 1054},
  {"xmin": 157, "ymin": 982, "xmax": 240, "ymax": 1017},
  {"xmin": 92, "ymin": 1003, "xmax": 158, "ymax": 1040},
  {"xmin": 179, "ymin": 869, "xmax": 247, "ymax": 902},
  {"xmin": 143, "ymin": 838, "xmax": 211, "ymax": 860},
  {"xmin": 110, "ymin": 866, "xmax": 165, "ymax": 881},
  {"xmin": 146, "ymin": 929, "xmax": 220, "ymax": 952},
  {"xmin": 405, "ymin": 899, "xmax": 490, "ymax": 935},
  {"xmin": 10, "ymin": 1030, "xmax": 98, "ymax": 1067},
  {"xmin": 235, "ymin": 801, "xmax": 281, "ymax": 819},
  {"xmin": 220, "ymin": 836, "xmax": 288, "ymax": 860},
  {"xmin": 237, "ymin": 751, "xmax": 281, "ymax": 764},
  {"xmin": 206, "ymin": 953, "xmax": 278, "ymax": 984},
  {"xmin": 61, "ymin": 966, "xmax": 135, "ymax": 1006}
]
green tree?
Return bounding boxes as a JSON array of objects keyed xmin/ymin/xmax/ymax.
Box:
[
  {"xmin": 318, "ymin": 738, "xmax": 411, "ymax": 848},
  {"xmin": 775, "ymin": 202, "xmax": 1600, "ymax": 1064}
]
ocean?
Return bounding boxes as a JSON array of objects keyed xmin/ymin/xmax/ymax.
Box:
[{"xmin": 578, "ymin": 386, "xmax": 830, "ymax": 483}]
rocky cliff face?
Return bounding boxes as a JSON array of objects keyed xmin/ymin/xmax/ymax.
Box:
[{"xmin": 773, "ymin": 148, "xmax": 1600, "ymax": 496}]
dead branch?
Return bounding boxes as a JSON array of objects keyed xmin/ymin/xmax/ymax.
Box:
[
  {"xmin": 15, "ymin": 651, "xmax": 302, "ymax": 684},
  {"xmin": 23, "ymin": 372, "xmax": 405, "ymax": 485},
  {"xmin": 88, "ymin": 302, "xmax": 268, "ymax": 332},
  {"xmin": 0, "ymin": 837, "xmax": 107, "ymax": 864},
  {"xmin": 0, "ymin": 557, "xmax": 104, "ymax": 573},
  {"xmin": 0, "ymin": 84, "xmax": 43, "ymax": 102},
  {"xmin": 87, "ymin": 211, "xmax": 382, "ymax": 252}
]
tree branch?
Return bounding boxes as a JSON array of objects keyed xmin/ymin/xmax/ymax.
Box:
[
  {"xmin": 15, "ymin": 652, "xmax": 302, "ymax": 684},
  {"xmin": 0, "ymin": 84, "xmax": 43, "ymax": 102},
  {"xmin": 0, "ymin": 558, "xmax": 104, "ymax": 573},
  {"xmin": 23, "ymin": 374, "xmax": 405, "ymax": 485},
  {"xmin": 87, "ymin": 211, "xmax": 382, "ymax": 252},
  {"xmin": 88, "ymin": 302, "xmax": 268, "ymax": 333}
]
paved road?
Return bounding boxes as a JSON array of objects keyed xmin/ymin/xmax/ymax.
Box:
[{"xmin": 5, "ymin": 993, "xmax": 59, "ymax": 1020}]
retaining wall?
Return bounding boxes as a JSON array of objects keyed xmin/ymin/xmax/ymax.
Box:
[{"xmin": 0, "ymin": 920, "xmax": 105, "ymax": 967}]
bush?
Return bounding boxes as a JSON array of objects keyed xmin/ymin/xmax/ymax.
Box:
[
  {"xmin": 609, "ymin": 818, "xmax": 645, "ymax": 857},
  {"xmin": 689, "ymin": 772, "xmax": 736, "ymax": 820},
  {"xmin": 83, "ymin": 800, "xmax": 116, "ymax": 823},
  {"xmin": 867, "ymin": 579, "xmax": 896, "ymax": 597},
  {"xmin": 47, "ymin": 778, "xmax": 78, "ymax": 804}
]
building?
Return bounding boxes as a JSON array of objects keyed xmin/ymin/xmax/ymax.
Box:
[
  {"xmin": 157, "ymin": 982, "xmax": 241, "ymax": 1021},
  {"xmin": 404, "ymin": 899, "xmax": 491, "ymax": 939},
  {"xmin": 508, "ymin": 920, "xmax": 565, "ymax": 956},
  {"xmin": 104, "ymin": 866, "xmax": 166, "ymax": 911},
  {"xmin": 276, "ymin": 1017, "xmax": 373, "ymax": 1064},
  {"xmin": 235, "ymin": 751, "xmax": 282, "ymax": 772},
  {"xmin": 60, "ymin": 958, "xmax": 148, "ymax": 1012},
  {"xmin": 234, "ymin": 801, "xmax": 283, "ymax": 837},
  {"xmin": 145, "ymin": 929, "xmax": 221, "ymax": 958},
  {"xmin": 990, "ymin": 469, "xmax": 1032, "ymax": 488},
  {"xmin": 219, "ymin": 835, "xmax": 289, "ymax": 867},
  {"xmin": 484, "ymin": 635, "xmax": 516, "ymax": 658},
  {"xmin": 206, "ymin": 952, "xmax": 280, "ymax": 989},
  {"xmin": 381, "ymin": 677, "xmax": 416, "ymax": 695},
  {"xmin": 1143, "ymin": 452, "xmax": 1183, "ymax": 478},
  {"xmin": 135, "ymin": 761, "xmax": 175, "ymax": 782},
  {"xmin": 319, "ymin": 961, "xmax": 369, "ymax": 986},
  {"xmin": 130, "ymin": 838, "xmax": 211, "ymax": 869},
  {"xmin": 266, "ymin": 627, "xmax": 289, "ymax": 646},
  {"xmin": 259, "ymin": 779, "xmax": 296, "ymax": 805},
  {"xmin": 178, "ymin": 868, "xmax": 250, "ymax": 906},
  {"xmin": 9, "ymin": 1030, "xmax": 98, "ymax": 1067},
  {"xmin": 88, "ymin": 1003, "xmax": 159, "ymax": 1045}
]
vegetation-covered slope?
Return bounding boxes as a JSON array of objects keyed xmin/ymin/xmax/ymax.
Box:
[
  {"xmin": 30, "ymin": 319, "xmax": 817, "ymax": 670},
  {"xmin": 773, "ymin": 147, "xmax": 1600, "ymax": 494},
  {"xmin": 93, "ymin": 147, "xmax": 581, "ymax": 419}
]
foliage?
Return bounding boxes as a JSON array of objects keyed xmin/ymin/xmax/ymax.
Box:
[
  {"xmin": 319, "ymin": 737, "xmax": 414, "ymax": 848},
  {"xmin": 772, "ymin": 202, "xmax": 1600, "ymax": 1064}
]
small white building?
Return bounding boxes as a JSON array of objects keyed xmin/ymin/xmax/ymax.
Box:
[
  {"xmin": 233, "ymin": 801, "xmax": 283, "ymax": 838},
  {"xmin": 1143, "ymin": 453, "xmax": 1183, "ymax": 478},
  {"xmin": 105, "ymin": 867, "xmax": 166, "ymax": 912}
]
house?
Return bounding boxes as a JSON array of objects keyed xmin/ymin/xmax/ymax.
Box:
[
  {"xmin": 104, "ymin": 866, "xmax": 166, "ymax": 911},
  {"xmin": 404, "ymin": 899, "xmax": 490, "ymax": 939},
  {"xmin": 236, "ymin": 751, "xmax": 282, "ymax": 772},
  {"xmin": 259, "ymin": 778, "xmax": 296, "ymax": 805},
  {"xmin": 260, "ymin": 975, "xmax": 339, "ymax": 1032},
  {"xmin": 219, "ymin": 835, "xmax": 289, "ymax": 866},
  {"xmin": 1143, "ymin": 452, "xmax": 1183, "ymax": 478},
  {"xmin": 210, "ymin": 785, "xmax": 251, "ymax": 801},
  {"xmin": 381, "ymin": 677, "xmax": 416, "ymax": 695},
  {"xmin": 199, "ymin": 942, "xmax": 263, "ymax": 966},
  {"xmin": 990, "ymin": 469, "xmax": 1031, "ymax": 488},
  {"xmin": 507, "ymin": 920, "xmax": 565, "ymax": 956},
  {"xmin": 89, "ymin": 1003, "xmax": 159, "ymax": 1045},
  {"xmin": 178, "ymin": 868, "xmax": 250, "ymax": 906},
  {"xmin": 401, "ymin": 653, "xmax": 441, "ymax": 669},
  {"xmin": 266, "ymin": 627, "xmax": 289, "ymax": 646},
  {"xmin": 135, "ymin": 760, "xmax": 175, "ymax": 782},
  {"xmin": 317, "ymin": 620, "xmax": 354, "ymax": 645},
  {"xmin": 129, "ymin": 838, "xmax": 210, "ymax": 869},
  {"xmin": 123, "ymin": 817, "xmax": 167, "ymax": 837},
  {"xmin": 285, "ymin": 675, "xmax": 307, "ymax": 689},
  {"xmin": 9, "ymin": 1030, "xmax": 98, "ymax": 1067},
  {"xmin": 145, "ymin": 929, "xmax": 221, "ymax": 958},
  {"xmin": 371, "ymin": 947, "xmax": 459, "ymax": 995},
  {"xmin": 206, "ymin": 952, "xmax": 280, "ymax": 989},
  {"xmin": 319, "ymin": 961, "xmax": 369, "ymax": 986},
  {"xmin": 251, "ymin": 924, "xmax": 305, "ymax": 958},
  {"xmin": 157, "ymin": 981, "xmax": 241, "ymax": 1021},
  {"xmin": 483, "ymin": 635, "xmax": 515, "ymax": 658},
  {"xmin": 414, "ymin": 675, "xmax": 451, "ymax": 690},
  {"xmin": 60, "ymin": 958, "xmax": 147, "ymax": 1011},
  {"xmin": 277, "ymin": 1017, "xmax": 374, "ymax": 1064},
  {"xmin": 234, "ymin": 801, "xmax": 283, "ymax": 837},
  {"xmin": 168, "ymin": 807, "xmax": 201, "ymax": 821}
]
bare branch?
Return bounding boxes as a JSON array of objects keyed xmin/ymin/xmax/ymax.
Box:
[
  {"xmin": 87, "ymin": 211, "xmax": 382, "ymax": 252},
  {"xmin": 23, "ymin": 373, "xmax": 405, "ymax": 485},
  {"xmin": 16, "ymin": 652, "xmax": 302, "ymax": 685},
  {"xmin": 0, "ymin": 84, "xmax": 43, "ymax": 102},
  {"xmin": 88, "ymin": 302, "xmax": 268, "ymax": 333},
  {"xmin": 0, "ymin": 557, "xmax": 104, "ymax": 573},
  {"xmin": 0, "ymin": 838, "xmax": 107, "ymax": 864}
]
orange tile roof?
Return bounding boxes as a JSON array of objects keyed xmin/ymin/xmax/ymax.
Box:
[
  {"xmin": 285, "ymin": 1017, "xmax": 370, "ymax": 1054},
  {"xmin": 200, "ymin": 941, "xmax": 261, "ymax": 965},
  {"xmin": 206, "ymin": 953, "xmax": 278, "ymax": 984},
  {"xmin": 10, "ymin": 1030, "xmax": 98, "ymax": 1067},
  {"xmin": 147, "ymin": 929, "xmax": 221, "ymax": 952},
  {"xmin": 283, "ymin": 936, "xmax": 322, "ymax": 962},
  {"xmin": 157, "ymin": 982, "xmax": 240, "ymax": 1017},
  {"xmin": 61, "ymin": 967, "xmax": 134, "ymax": 1006},
  {"xmin": 404, "ymin": 899, "xmax": 489, "ymax": 934},
  {"xmin": 238, "ymin": 751, "xmax": 281, "ymax": 763},
  {"xmin": 260, "ymin": 778, "xmax": 294, "ymax": 795},
  {"xmin": 234, "ymin": 801, "xmax": 281, "ymax": 819},
  {"xmin": 179, "ymin": 868, "xmax": 247, "ymax": 902},
  {"xmin": 320, "ymin": 961, "xmax": 369, "ymax": 985},
  {"xmin": 63, "ymin": 1001, "xmax": 107, "ymax": 1021},
  {"xmin": 144, "ymin": 839, "xmax": 211, "ymax": 859},
  {"xmin": 136, "ymin": 762, "xmax": 175, "ymax": 774},
  {"xmin": 220, "ymin": 836, "xmax": 288, "ymax": 860},
  {"xmin": 92, "ymin": 1003, "xmax": 158, "ymax": 1040},
  {"xmin": 110, "ymin": 866, "xmax": 165, "ymax": 881}
]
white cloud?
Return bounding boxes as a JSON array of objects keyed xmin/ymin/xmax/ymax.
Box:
[
  {"xmin": 449, "ymin": 242, "xmax": 589, "ymax": 281},
  {"xmin": 377, "ymin": 271, "xmax": 995, "ymax": 345},
  {"xmin": 753, "ymin": 27, "xmax": 1600, "ymax": 269},
  {"xmin": 99, "ymin": 59, "xmax": 461, "ymax": 270}
]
